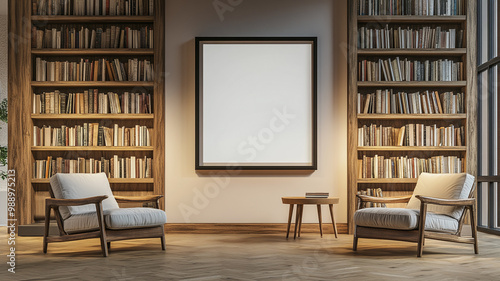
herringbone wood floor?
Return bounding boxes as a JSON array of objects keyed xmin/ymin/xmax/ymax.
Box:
[{"xmin": 1, "ymin": 227, "xmax": 499, "ymax": 280}]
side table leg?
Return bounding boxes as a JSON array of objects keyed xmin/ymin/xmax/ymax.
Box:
[
  {"xmin": 317, "ymin": 204, "xmax": 323, "ymax": 238},
  {"xmin": 298, "ymin": 204, "xmax": 303, "ymax": 238},
  {"xmin": 329, "ymin": 204, "xmax": 338, "ymax": 238},
  {"xmin": 286, "ymin": 204, "xmax": 294, "ymax": 239},
  {"xmin": 294, "ymin": 204, "xmax": 300, "ymax": 239}
]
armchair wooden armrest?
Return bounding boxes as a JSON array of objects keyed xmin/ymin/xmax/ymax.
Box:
[
  {"xmin": 114, "ymin": 195, "xmax": 163, "ymax": 209},
  {"xmin": 356, "ymin": 194, "xmax": 412, "ymax": 204},
  {"xmin": 46, "ymin": 196, "xmax": 108, "ymax": 207},
  {"xmin": 415, "ymin": 195, "xmax": 476, "ymax": 207},
  {"xmin": 114, "ymin": 195, "xmax": 163, "ymax": 203}
]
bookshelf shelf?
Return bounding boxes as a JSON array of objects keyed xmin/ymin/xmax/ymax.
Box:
[
  {"xmin": 357, "ymin": 178, "xmax": 419, "ymax": 184},
  {"xmin": 31, "ymin": 81, "xmax": 155, "ymax": 87},
  {"xmin": 357, "ymin": 15, "xmax": 466, "ymax": 23},
  {"xmin": 31, "ymin": 49, "xmax": 154, "ymax": 56},
  {"xmin": 357, "ymin": 114, "xmax": 467, "ymax": 120},
  {"xmin": 31, "ymin": 146, "xmax": 154, "ymax": 152},
  {"xmin": 348, "ymin": 0, "xmax": 477, "ymax": 234},
  {"xmin": 31, "ymin": 178, "xmax": 155, "ymax": 184},
  {"xmin": 357, "ymin": 48, "xmax": 467, "ymax": 56},
  {"xmin": 31, "ymin": 114, "xmax": 154, "ymax": 120},
  {"xmin": 357, "ymin": 146, "xmax": 467, "ymax": 152},
  {"xmin": 31, "ymin": 15, "xmax": 155, "ymax": 23},
  {"xmin": 357, "ymin": 81, "xmax": 467, "ymax": 87}
]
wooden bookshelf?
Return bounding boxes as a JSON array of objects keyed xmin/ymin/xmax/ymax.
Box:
[
  {"xmin": 347, "ymin": 0, "xmax": 477, "ymax": 233},
  {"xmin": 8, "ymin": 0, "xmax": 165, "ymax": 226}
]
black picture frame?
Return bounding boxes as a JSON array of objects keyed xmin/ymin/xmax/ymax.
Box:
[{"xmin": 195, "ymin": 37, "xmax": 317, "ymax": 170}]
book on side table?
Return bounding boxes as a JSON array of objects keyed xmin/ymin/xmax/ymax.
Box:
[{"xmin": 305, "ymin": 192, "xmax": 329, "ymax": 198}]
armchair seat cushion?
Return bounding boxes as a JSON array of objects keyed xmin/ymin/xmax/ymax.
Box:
[
  {"xmin": 354, "ymin": 208, "xmax": 418, "ymax": 230},
  {"xmin": 105, "ymin": 208, "xmax": 167, "ymax": 230},
  {"xmin": 63, "ymin": 208, "xmax": 167, "ymax": 233},
  {"xmin": 354, "ymin": 208, "xmax": 459, "ymax": 232}
]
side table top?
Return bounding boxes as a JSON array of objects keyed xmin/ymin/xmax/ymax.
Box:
[{"xmin": 281, "ymin": 197, "xmax": 340, "ymax": 204}]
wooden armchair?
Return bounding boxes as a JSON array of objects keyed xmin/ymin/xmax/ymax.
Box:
[
  {"xmin": 44, "ymin": 173, "xmax": 167, "ymax": 257},
  {"xmin": 353, "ymin": 173, "xmax": 478, "ymax": 257}
]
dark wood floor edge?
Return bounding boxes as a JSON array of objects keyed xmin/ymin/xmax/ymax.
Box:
[{"xmin": 164, "ymin": 223, "xmax": 348, "ymax": 234}]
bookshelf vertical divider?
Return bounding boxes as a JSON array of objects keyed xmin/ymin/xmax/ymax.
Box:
[
  {"xmin": 8, "ymin": 0, "xmax": 165, "ymax": 226},
  {"xmin": 347, "ymin": 0, "xmax": 477, "ymax": 234}
]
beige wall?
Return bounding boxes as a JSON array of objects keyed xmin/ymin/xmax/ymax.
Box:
[{"xmin": 165, "ymin": 0, "xmax": 348, "ymax": 223}]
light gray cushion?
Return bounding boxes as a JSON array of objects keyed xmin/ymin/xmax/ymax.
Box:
[
  {"xmin": 104, "ymin": 208, "xmax": 167, "ymax": 230},
  {"xmin": 406, "ymin": 173, "xmax": 475, "ymax": 220},
  {"xmin": 63, "ymin": 211, "xmax": 107, "ymax": 234},
  {"xmin": 354, "ymin": 208, "xmax": 459, "ymax": 233},
  {"xmin": 63, "ymin": 208, "xmax": 167, "ymax": 233},
  {"xmin": 49, "ymin": 173, "xmax": 119, "ymax": 219},
  {"xmin": 354, "ymin": 208, "xmax": 418, "ymax": 230}
]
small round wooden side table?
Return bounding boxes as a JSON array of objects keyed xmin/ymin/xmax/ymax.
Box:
[{"xmin": 281, "ymin": 197, "xmax": 339, "ymax": 239}]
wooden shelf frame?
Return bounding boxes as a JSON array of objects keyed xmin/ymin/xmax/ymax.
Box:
[
  {"xmin": 357, "ymin": 81, "xmax": 467, "ymax": 87},
  {"xmin": 357, "ymin": 15, "xmax": 467, "ymax": 23},
  {"xmin": 8, "ymin": 0, "xmax": 165, "ymax": 226},
  {"xmin": 31, "ymin": 178, "xmax": 154, "ymax": 184},
  {"xmin": 31, "ymin": 15, "xmax": 154, "ymax": 23},
  {"xmin": 357, "ymin": 146, "xmax": 467, "ymax": 152},
  {"xmin": 31, "ymin": 114, "xmax": 154, "ymax": 120},
  {"xmin": 31, "ymin": 81, "xmax": 155, "ymax": 87},
  {"xmin": 347, "ymin": 0, "xmax": 477, "ymax": 234},
  {"xmin": 357, "ymin": 48, "xmax": 467, "ymax": 56},
  {"xmin": 357, "ymin": 114, "xmax": 466, "ymax": 120},
  {"xmin": 31, "ymin": 49, "xmax": 154, "ymax": 56},
  {"xmin": 31, "ymin": 146, "xmax": 154, "ymax": 151}
]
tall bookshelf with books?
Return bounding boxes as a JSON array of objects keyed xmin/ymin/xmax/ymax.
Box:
[
  {"xmin": 347, "ymin": 0, "xmax": 477, "ymax": 233},
  {"xmin": 8, "ymin": 0, "xmax": 165, "ymax": 226}
]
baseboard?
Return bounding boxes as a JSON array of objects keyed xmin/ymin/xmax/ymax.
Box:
[
  {"xmin": 165, "ymin": 223, "xmax": 348, "ymax": 235},
  {"xmin": 18, "ymin": 222, "xmax": 348, "ymax": 236}
]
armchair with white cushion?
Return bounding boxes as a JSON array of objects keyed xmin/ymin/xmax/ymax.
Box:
[
  {"xmin": 353, "ymin": 173, "xmax": 478, "ymax": 257},
  {"xmin": 44, "ymin": 173, "xmax": 167, "ymax": 257}
]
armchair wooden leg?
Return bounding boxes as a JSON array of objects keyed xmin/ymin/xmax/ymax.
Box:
[
  {"xmin": 353, "ymin": 226, "xmax": 358, "ymax": 251},
  {"xmin": 470, "ymin": 206, "xmax": 479, "ymax": 254},
  {"xmin": 43, "ymin": 204, "xmax": 51, "ymax": 254},
  {"xmin": 107, "ymin": 242, "xmax": 111, "ymax": 250},
  {"xmin": 417, "ymin": 203, "xmax": 428, "ymax": 257},
  {"xmin": 160, "ymin": 225, "xmax": 166, "ymax": 251},
  {"xmin": 95, "ymin": 203, "xmax": 108, "ymax": 257}
]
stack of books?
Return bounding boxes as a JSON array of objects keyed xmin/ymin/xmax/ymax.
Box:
[{"xmin": 305, "ymin": 192, "xmax": 329, "ymax": 198}]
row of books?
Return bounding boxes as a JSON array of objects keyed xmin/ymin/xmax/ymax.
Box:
[
  {"xmin": 358, "ymin": 155, "xmax": 463, "ymax": 179},
  {"xmin": 357, "ymin": 90, "xmax": 464, "ymax": 114},
  {"xmin": 32, "ymin": 25, "xmax": 153, "ymax": 49},
  {"xmin": 358, "ymin": 0, "xmax": 465, "ymax": 16},
  {"xmin": 32, "ymin": 91, "xmax": 153, "ymax": 114},
  {"xmin": 33, "ymin": 0, "xmax": 154, "ymax": 16},
  {"xmin": 33, "ymin": 155, "xmax": 153, "ymax": 179},
  {"xmin": 357, "ymin": 123, "xmax": 464, "ymax": 147},
  {"xmin": 358, "ymin": 26, "xmax": 463, "ymax": 49},
  {"xmin": 33, "ymin": 124, "xmax": 151, "ymax": 147},
  {"xmin": 358, "ymin": 58, "xmax": 463, "ymax": 82},
  {"xmin": 35, "ymin": 58, "xmax": 154, "ymax": 82},
  {"xmin": 357, "ymin": 188, "xmax": 386, "ymax": 208}
]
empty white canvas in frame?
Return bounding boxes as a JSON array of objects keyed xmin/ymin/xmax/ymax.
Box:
[{"xmin": 196, "ymin": 37, "xmax": 317, "ymax": 170}]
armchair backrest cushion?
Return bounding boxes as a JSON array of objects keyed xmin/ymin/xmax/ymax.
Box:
[
  {"xmin": 49, "ymin": 173, "xmax": 120, "ymax": 220},
  {"xmin": 406, "ymin": 173, "xmax": 475, "ymax": 220}
]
